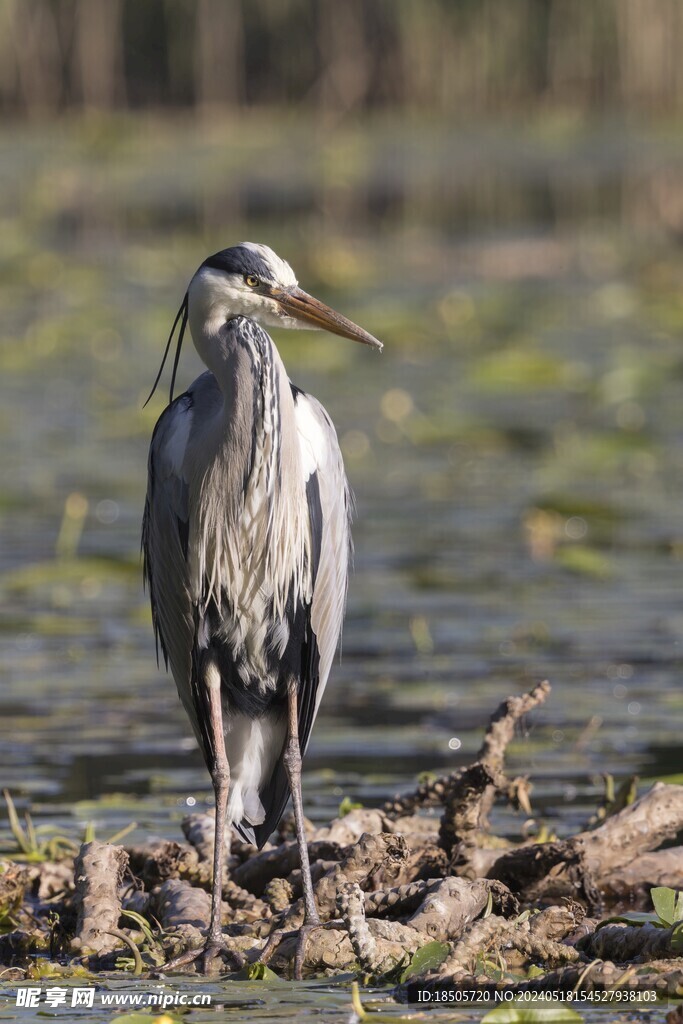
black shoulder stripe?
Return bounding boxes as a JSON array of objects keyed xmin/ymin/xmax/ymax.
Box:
[
  {"xmin": 299, "ymin": 611, "xmax": 320, "ymax": 752},
  {"xmin": 306, "ymin": 472, "xmax": 323, "ymax": 583},
  {"xmin": 176, "ymin": 515, "xmax": 189, "ymax": 559}
]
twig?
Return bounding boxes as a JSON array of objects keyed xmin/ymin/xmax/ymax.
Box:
[{"xmin": 105, "ymin": 928, "xmax": 144, "ymax": 976}]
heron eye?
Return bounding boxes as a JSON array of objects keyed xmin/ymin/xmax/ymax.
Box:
[{"xmin": 245, "ymin": 274, "xmax": 260, "ymax": 288}]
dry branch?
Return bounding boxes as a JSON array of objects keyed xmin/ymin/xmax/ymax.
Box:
[
  {"xmin": 602, "ymin": 848, "xmax": 683, "ymax": 899},
  {"xmin": 382, "ymin": 774, "xmax": 455, "ymax": 820},
  {"xmin": 232, "ymin": 839, "xmax": 341, "ymax": 896},
  {"xmin": 315, "ymin": 809, "xmax": 392, "ymax": 845},
  {"xmin": 477, "ymin": 681, "xmax": 551, "ymax": 774},
  {"xmin": 282, "ymin": 832, "xmax": 408, "ymax": 928},
  {"xmin": 338, "ymin": 881, "xmax": 380, "ymax": 973},
  {"xmin": 487, "ymin": 782, "xmax": 683, "ymax": 904},
  {"xmin": 579, "ymin": 783, "xmax": 683, "ymax": 878},
  {"xmin": 181, "ymin": 812, "xmax": 243, "ymax": 868},
  {"xmin": 149, "ymin": 878, "xmax": 213, "ymax": 956},
  {"xmin": 140, "ymin": 840, "xmax": 202, "ymax": 888},
  {"xmin": 71, "ymin": 841, "xmax": 128, "ymax": 956},
  {"xmin": 263, "ymin": 877, "xmax": 294, "ymax": 914},
  {"xmin": 406, "ymin": 877, "xmax": 502, "ymax": 940},
  {"xmin": 439, "ymin": 681, "xmax": 551, "ymax": 863},
  {"xmin": 581, "ymin": 921, "xmax": 683, "ymax": 961},
  {"xmin": 0, "ymin": 862, "xmax": 33, "ymax": 912}
]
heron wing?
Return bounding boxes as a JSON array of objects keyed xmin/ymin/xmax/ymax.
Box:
[
  {"xmin": 142, "ymin": 391, "xmax": 198, "ymax": 737},
  {"xmin": 293, "ymin": 387, "xmax": 353, "ymax": 709}
]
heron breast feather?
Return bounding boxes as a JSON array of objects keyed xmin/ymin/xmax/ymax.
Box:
[{"xmin": 194, "ymin": 424, "xmax": 311, "ymax": 687}]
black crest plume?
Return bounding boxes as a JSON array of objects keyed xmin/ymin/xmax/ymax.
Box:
[{"xmin": 143, "ymin": 292, "xmax": 189, "ymax": 407}]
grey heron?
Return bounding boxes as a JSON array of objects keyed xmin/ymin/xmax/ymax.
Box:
[{"xmin": 142, "ymin": 243, "xmax": 381, "ymax": 973}]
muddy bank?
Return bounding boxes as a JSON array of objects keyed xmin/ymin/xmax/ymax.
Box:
[{"xmin": 1, "ymin": 681, "xmax": 682, "ymax": 1002}]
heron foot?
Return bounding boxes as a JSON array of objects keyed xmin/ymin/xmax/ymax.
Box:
[
  {"xmin": 161, "ymin": 936, "xmax": 246, "ymax": 975},
  {"xmin": 255, "ymin": 915, "xmax": 322, "ymax": 981},
  {"xmin": 293, "ymin": 918, "xmax": 320, "ymax": 980}
]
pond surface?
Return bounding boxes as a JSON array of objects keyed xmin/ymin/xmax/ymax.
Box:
[{"xmin": 1, "ymin": 114, "xmax": 682, "ymax": 1020}]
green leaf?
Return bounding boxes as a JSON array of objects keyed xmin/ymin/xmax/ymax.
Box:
[
  {"xmin": 92, "ymin": 1016, "xmax": 151, "ymax": 1024},
  {"xmin": 339, "ymin": 796, "xmax": 363, "ymax": 817},
  {"xmin": 231, "ymin": 960, "xmax": 282, "ymax": 981},
  {"xmin": 351, "ymin": 981, "xmax": 417, "ymax": 1023},
  {"xmin": 249, "ymin": 961, "xmax": 281, "ymax": 981},
  {"xmin": 375, "ymin": 953, "xmax": 408, "ymax": 985},
  {"xmin": 112, "ymin": 1015, "xmax": 182, "ymax": 1024},
  {"xmin": 106, "ymin": 820, "xmax": 138, "ymax": 845},
  {"xmin": 555, "ymin": 544, "xmax": 613, "ymax": 579},
  {"xmin": 351, "ymin": 982, "xmax": 367, "ymax": 1020},
  {"xmin": 481, "ymin": 1003, "xmax": 583, "ymax": 1023},
  {"xmin": 651, "ymin": 886, "xmax": 683, "ymax": 926},
  {"xmin": 121, "ymin": 908, "xmax": 156, "ymax": 946},
  {"xmin": 3, "ymin": 790, "xmax": 33, "ymax": 856},
  {"xmin": 399, "ymin": 940, "xmax": 450, "ymax": 982}
]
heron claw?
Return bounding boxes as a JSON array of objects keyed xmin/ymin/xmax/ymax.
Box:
[
  {"xmin": 254, "ymin": 917, "xmax": 321, "ymax": 980},
  {"xmin": 161, "ymin": 936, "xmax": 246, "ymax": 975},
  {"xmin": 293, "ymin": 919, "xmax": 320, "ymax": 980}
]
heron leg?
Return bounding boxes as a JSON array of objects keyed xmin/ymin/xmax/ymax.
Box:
[
  {"xmin": 204, "ymin": 671, "xmax": 230, "ymax": 961},
  {"xmin": 161, "ymin": 668, "xmax": 244, "ymax": 975},
  {"xmin": 283, "ymin": 682, "xmax": 319, "ymax": 978}
]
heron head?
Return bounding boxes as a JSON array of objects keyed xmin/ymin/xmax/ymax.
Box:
[
  {"xmin": 189, "ymin": 242, "xmax": 383, "ymax": 349},
  {"xmin": 145, "ymin": 242, "xmax": 381, "ymax": 407}
]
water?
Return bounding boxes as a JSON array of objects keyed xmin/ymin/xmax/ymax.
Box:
[{"xmin": 1, "ymin": 114, "xmax": 682, "ymax": 1019}]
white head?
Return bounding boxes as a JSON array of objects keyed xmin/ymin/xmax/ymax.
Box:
[
  {"xmin": 188, "ymin": 243, "xmax": 300, "ymax": 336},
  {"xmin": 145, "ymin": 242, "xmax": 382, "ymax": 406},
  {"xmin": 188, "ymin": 241, "xmax": 382, "ymax": 345}
]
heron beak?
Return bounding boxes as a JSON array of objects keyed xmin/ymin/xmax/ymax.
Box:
[{"xmin": 272, "ymin": 286, "xmax": 383, "ymax": 351}]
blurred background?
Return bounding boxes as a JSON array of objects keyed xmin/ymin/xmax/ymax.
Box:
[{"xmin": 1, "ymin": 0, "xmax": 683, "ymax": 850}]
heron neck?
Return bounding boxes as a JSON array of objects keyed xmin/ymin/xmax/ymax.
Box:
[
  {"xmin": 189, "ymin": 314, "xmax": 283, "ymax": 425},
  {"xmin": 189, "ymin": 312, "xmax": 245, "ymax": 383}
]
